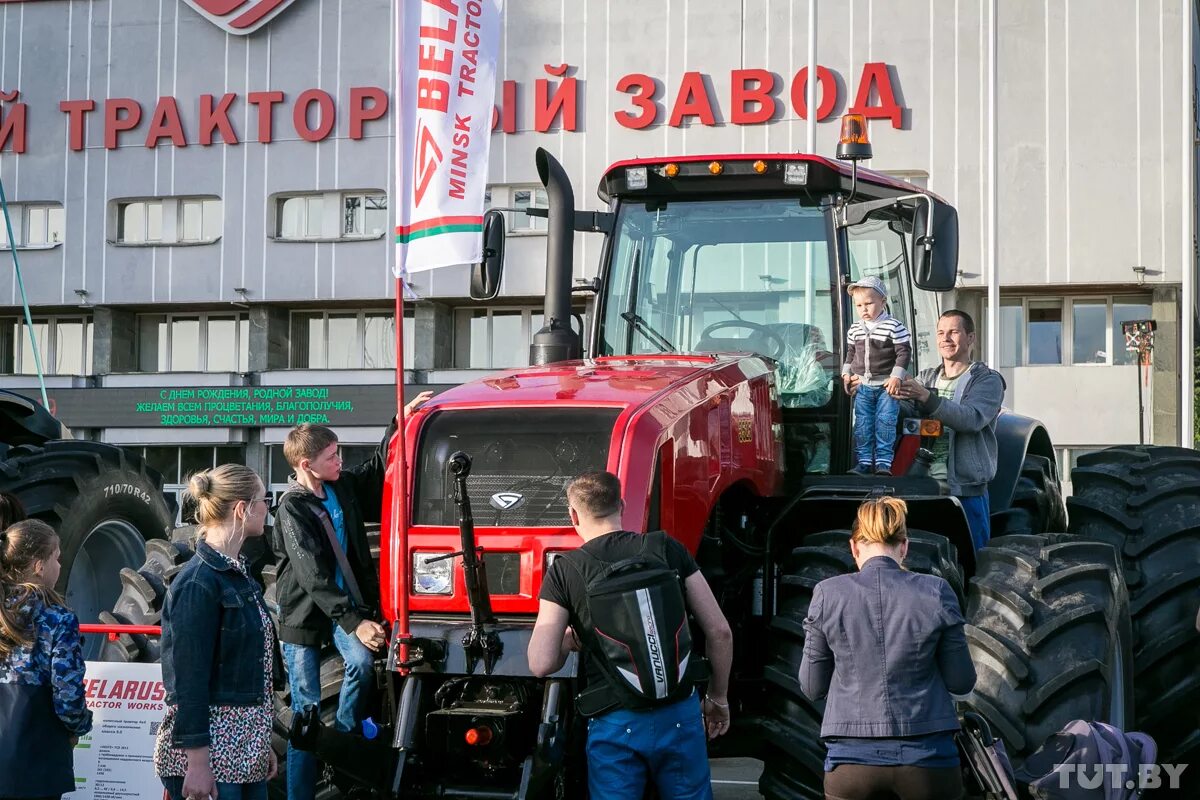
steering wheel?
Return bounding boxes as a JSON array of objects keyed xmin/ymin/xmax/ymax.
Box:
[{"xmin": 696, "ymin": 319, "xmax": 787, "ymax": 360}]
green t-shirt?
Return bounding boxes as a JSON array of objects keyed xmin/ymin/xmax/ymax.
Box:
[{"xmin": 929, "ymin": 371, "xmax": 965, "ymax": 480}]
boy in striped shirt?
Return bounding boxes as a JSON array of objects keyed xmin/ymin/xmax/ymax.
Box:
[{"xmin": 841, "ymin": 276, "xmax": 911, "ymax": 475}]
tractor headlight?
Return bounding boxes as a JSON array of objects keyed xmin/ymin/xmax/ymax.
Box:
[
  {"xmin": 626, "ymin": 167, "xmax": 649, "ymax": 190},
  {"xmin": 784, "ymin": 162, "xmax": 809, "ymax": 185},
  {"xmin": 412, "ymin": 552, "xmax": 454, "ymax": 595}
]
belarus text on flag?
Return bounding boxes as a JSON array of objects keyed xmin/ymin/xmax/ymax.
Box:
[{"xmin": 395, "ymin": 0, "xmax": 503, "ymax": 275}]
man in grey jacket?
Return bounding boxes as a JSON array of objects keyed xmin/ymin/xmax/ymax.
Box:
[{"xmin": 893, "ymin": 309, "xmax": 1004, "ymax": 550}]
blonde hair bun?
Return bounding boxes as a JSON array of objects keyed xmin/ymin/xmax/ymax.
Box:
[{"xmin": 852, "ymin": 496, "xmax": 909, "ymax": 546}]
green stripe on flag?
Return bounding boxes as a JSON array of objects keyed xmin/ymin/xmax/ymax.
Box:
[{"xmin": 395, "ymin": 223, "xmax": 482, "ymax": 243}]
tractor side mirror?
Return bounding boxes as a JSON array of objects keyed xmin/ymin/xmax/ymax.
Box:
[
  {"xmin": 910, "ymin": 197, "xmax": 958, "ymax": 292},
  {"xmin": 470, "ymin": 209, "xmax": 506, "ymax": 301}
]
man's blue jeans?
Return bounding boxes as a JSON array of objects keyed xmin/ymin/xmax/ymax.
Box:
[
  {"xmin": 853, "ymin": 383, "xmax": 900, "ymax": 469},
  {"xmin": 960, "ymin": 493, "xmax": 991, "ymax": 552},
  {"xmin": 162, "ymin": 776, "xmax": 267, "ymax": 800},
  {"xmin": 585, "ymin": 693, "xmax": 712, "ymax": 800},
  {"xmin": 281, "ymin": 626, "xmax": 376, "ymax": 800}
]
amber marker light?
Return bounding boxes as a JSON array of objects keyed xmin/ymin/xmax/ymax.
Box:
[
  {"xmin": 664, "ymin": 163, "xmax": 680, "ymax": 178},
  {"xmin": 753, "ymin": 160, "xmax": 768, "ymax": 174},
  {"xmin": 919, "ymin": 419, "xmax": 943, "ymax": 437},
  {"xmin": 708, "ymin": 161, "xmax": 724, "ymax": 175},
  {"xmin": 839, "ymin": 113, "xmax": 869, "ymax": 145},
  {"xmin": 836, "ymin": 113, "xmax": 873, "ymax": 161}
]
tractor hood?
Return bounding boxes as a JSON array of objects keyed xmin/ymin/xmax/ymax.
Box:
[{"xmin": 421, "ymin": 353, "xmax": 747, "ymax": 411}]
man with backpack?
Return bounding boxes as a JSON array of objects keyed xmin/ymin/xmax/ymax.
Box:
[{"xmin": 528, "ymin": 471, "xmax": 734, "ymax": 799}]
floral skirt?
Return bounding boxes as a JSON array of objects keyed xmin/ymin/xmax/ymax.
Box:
[{"xmin": 154, "ymin": 701, "xmax": 273, "ymax": 783}]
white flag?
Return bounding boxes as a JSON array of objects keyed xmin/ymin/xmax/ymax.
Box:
[{"xmin": 394, "ymin": 0, "xmax": 503, "ymax": 275}]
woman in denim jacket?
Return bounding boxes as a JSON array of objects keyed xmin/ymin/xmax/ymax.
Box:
[
  {"xmin": 799, "ymin": 497, "xmax": 977, "ymax": 800},
  {"xmin": 155, "ymin": 465, "xmax": 277, "ymax": 800},
  {"xmin": 1, "ymin": 517, "xmax": 93, "ymax": 800}
]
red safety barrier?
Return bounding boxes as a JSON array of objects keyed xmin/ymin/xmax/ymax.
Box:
[{"xmin": 79, "ymin": 623, "xmax": 162, "ymax": 642}]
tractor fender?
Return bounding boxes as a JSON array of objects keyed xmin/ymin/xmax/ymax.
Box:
[
  {"xmin": 988, "ymin": 411, "xmax": 1056, "ymax": 515},
  {"xmin": 0, "ymin": 388, "xmax": 65, "ymax": 448}
]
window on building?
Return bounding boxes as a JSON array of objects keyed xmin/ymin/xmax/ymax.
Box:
[
  {"xmin": 998, "ymin": 300, "xmax": 1023, "ymax": 368},
  {"xmin": 289, "ymin": 310, "xmax": 415, "ymax": 369},
  {"xmin": 990, "ymin": 295, "xmax": 1154, "ymax": 366},
  {"xmin": 453, "ymin": 306, "xmax": 580, "ymax": 369},
  {"xmin": 1072, "ymin": 300, "xmax": 1108, "ymax": 364},
  {"xmin": 274, "ymin": 191, "xmax": 388, "ymax": 241},
  {"xmin": 485, "ymin": 185, "xmax": 548, "ymax": 234},
  {"xmin": 137, "ymin": 445, "xmax": 246, "ymax": 525},
  {"xmin": 1028, "ymin": 300, "xmax": 1063, "ymax": 365},
  {"xmin": 343, "ymin": 194, "xmax": 388, "ymax": 237},
  {"xmin": 114, "ymin": 196, "xmax": 220, "ymax": 245},
  {"xmin": 0, "ymin": 203, "xmax": 66, "ymax": 248},
  {"xmin": 137, "ymin": 313, "xmax": 250, "ymax": 372},
  {"xmin": 278, "ymin": 195, "xmax": 324, "ymax": 239},
  {"xmin": 0, "ymin": 316, "xmax": 92, "ymax": 375}
]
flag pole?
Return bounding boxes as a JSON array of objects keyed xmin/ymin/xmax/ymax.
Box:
[
  {"xmin": 391, "ymin": 2, "xmax": 410, "ymax": 668},
  {"xmin": 392, "ymin": 278, "xmax": 409, "ymax": 665}
]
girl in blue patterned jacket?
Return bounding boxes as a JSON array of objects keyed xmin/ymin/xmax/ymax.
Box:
[{"xmin": 0, "ymin": 517, "xmax": 93, "ymax": 800}]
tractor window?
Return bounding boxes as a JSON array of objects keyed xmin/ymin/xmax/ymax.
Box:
[
  {"xmin": 600, "ymin": 198, "xmax": 837, "ymax": 409},
  {"xmin": 845, "ymin": 217, "xmax": 920, "ymax": 371}
]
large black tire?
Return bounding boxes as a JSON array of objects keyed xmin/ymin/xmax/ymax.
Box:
[
  {"xmin": 759, "ymin": 528, "xmax": 965, "ymax": 800},
  {"xmin": 1066, "ymin": 446, "xmax": 1200, "ymax": 769},
  {"xmin": 992, "ymin": 452, "xmax": 1067, "ymax": 537},
  {"xmin": 962, "ymin": 534, "xmax": 1134, "ymax": 765},
  {"xmin": 0, "ymin": 440, "xmax": 174, "ymax": 656}
]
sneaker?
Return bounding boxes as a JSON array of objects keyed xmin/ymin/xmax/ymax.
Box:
[
  {"xmin": 875, "ymin": 465, "xmax": 893, "ymax": 476},
  {"xmin": 849, "ymin": 464, "xmax": 873, "ymax": 476}
]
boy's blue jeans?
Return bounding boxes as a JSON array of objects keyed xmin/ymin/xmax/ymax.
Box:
[
  {"xmin": 585, "ymin": 693, "xmax": 713, "ymax": 800},
  {"xmin": 853, "ymin": 383, "xmax": 900, "ymax": 469},
  {"xmin": 281, "ymin": 626, "xmax": 376, "ymax": 800}
]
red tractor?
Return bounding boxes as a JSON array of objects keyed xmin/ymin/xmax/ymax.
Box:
[{"xmin": 289, "ymin": 128, "xmax": 1200, "ymax": 798}]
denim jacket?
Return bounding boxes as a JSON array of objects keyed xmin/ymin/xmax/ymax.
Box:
[
  {"xmin": 799, "ymin": 556, "xmax": 976, "ymax": 738},
  {"xmin": 160, "ymin": 540, "xmax": 272, "ymax": 748}
]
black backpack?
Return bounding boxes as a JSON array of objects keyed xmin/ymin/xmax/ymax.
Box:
[{"xmin": 563, "ymin": 532, "xmax": 700, "ymax": 716}]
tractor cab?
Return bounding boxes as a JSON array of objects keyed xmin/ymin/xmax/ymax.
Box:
[{"xmin": 475, "ymin": 120, "xmax": 959, "ymax": 481}]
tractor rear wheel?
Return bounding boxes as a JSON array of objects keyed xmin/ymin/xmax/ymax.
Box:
[
  {"xmin": 0, "ymin": 440, "xmax": 174, "ymax": 658},
  {"xmin": 962, "ymin": 533, "xmax": 1134, "ymax": 765},
  {"xmin": 992, "ymin": 452, "xmax": 1067, "ymax": 536},
  {"xmin": 759, "ymin": 528, "xmax": 964, "ymax": 800},
  {"xmin": 1066, "ymin": 446, "xmax": 1200, "ymax": 770}
]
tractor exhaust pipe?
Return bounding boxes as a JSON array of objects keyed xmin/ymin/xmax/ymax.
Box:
[{"xmin": 530, "ymin": 148, "xmax": 581, "ymax": 366}]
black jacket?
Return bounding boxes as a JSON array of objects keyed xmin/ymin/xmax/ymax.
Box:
[{"xmin": 271, "ymin": 421, "xmax": 394, "ymax": 646}]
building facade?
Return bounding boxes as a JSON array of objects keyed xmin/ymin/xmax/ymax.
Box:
[{"xmin": 0, "ymin": 0, "xmax": 1195, "ymax": 508}]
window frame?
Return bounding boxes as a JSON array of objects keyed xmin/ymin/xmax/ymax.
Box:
[
  {"xmin": 136, "ymin": 312, "xmax": 250, "ymax": 373},
  {"xmin": 0, "ymin": 203, "xmax": 66, "ymax": 250},
  {"xmin": 272, "ymin": 190, "xmax": 389, "ymax": 243},
  {"xmin": 112, "ymin": 196, "xmax": 222, "ymax": 246},
  {"xmin": 991, "ymin": 294, "xmax": 1153, "ymax": 367},
  {"xmin": 0, "ymin": 315, "xmax": 93, "ymax": 375},
  {"xmin": 451, "ymin": 305, "xmax": 587, "ymax": 369},
  {"xmin": 485, "ymin": 185, "xmax": 549, "ymax": 236},
  {"xmin": 288, "ymin": 309, "xmax": 415, "ymax": 369}
]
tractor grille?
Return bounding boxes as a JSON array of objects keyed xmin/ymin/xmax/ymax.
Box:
[{"xmin": 413, "ymin": 408, "xmax": 620, "ymax": 527}]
